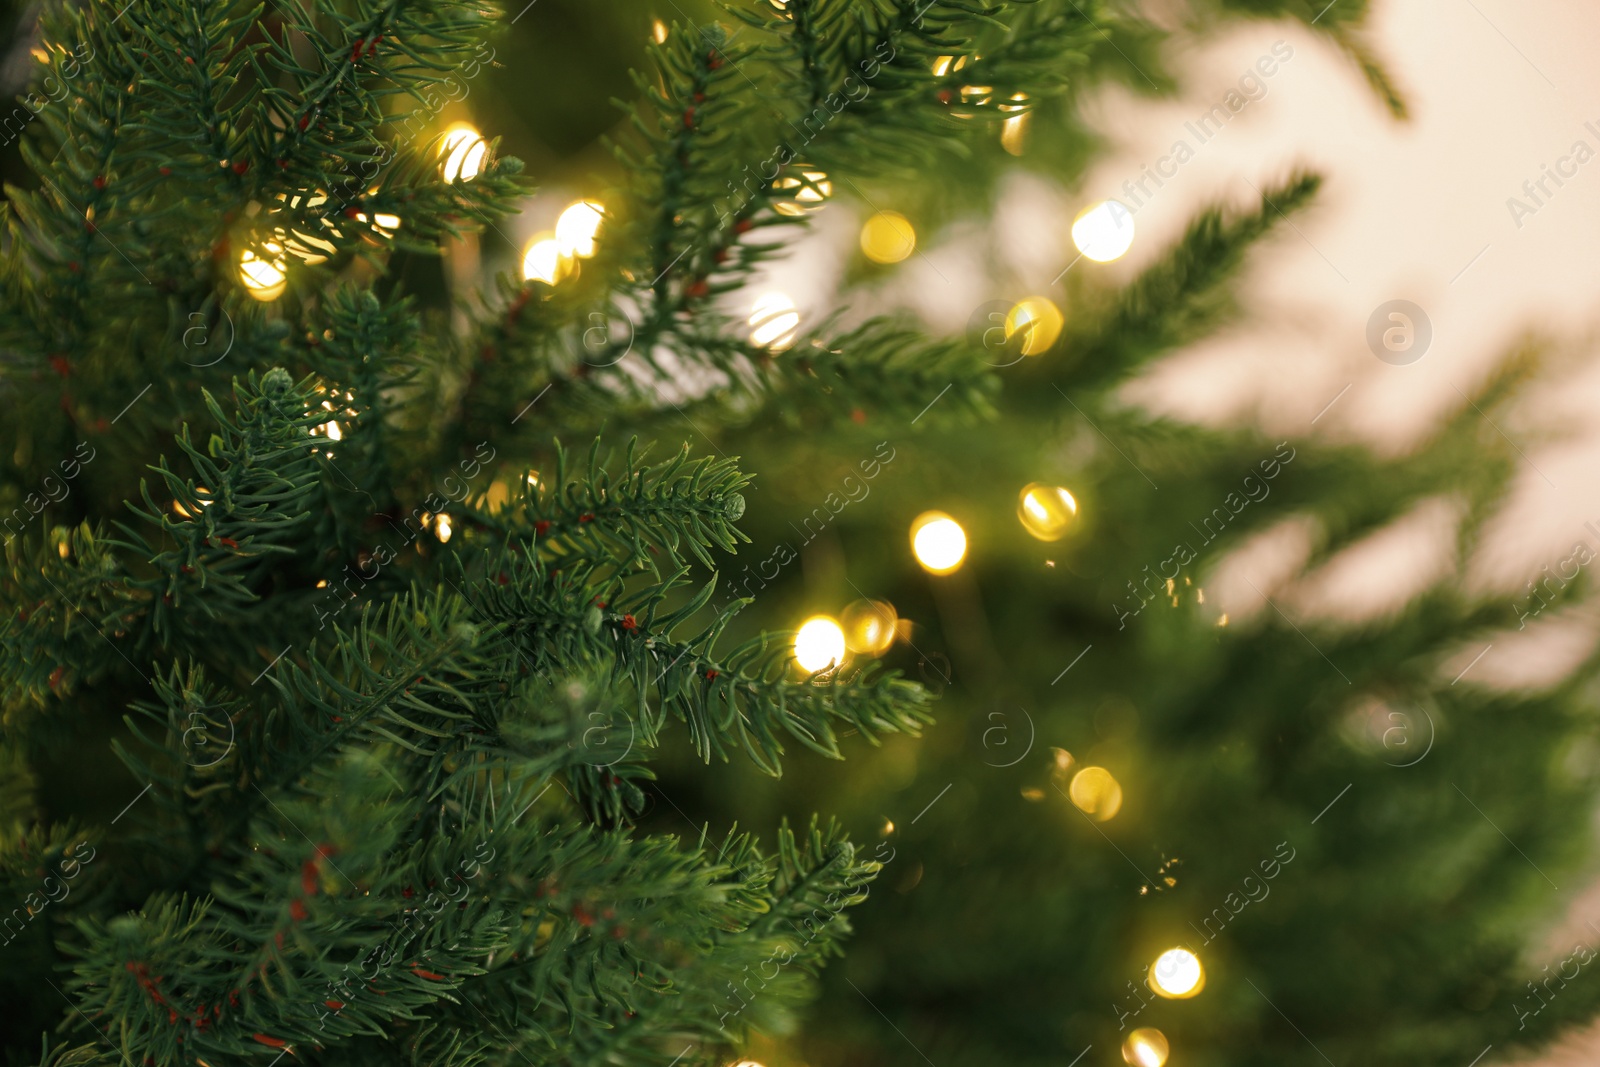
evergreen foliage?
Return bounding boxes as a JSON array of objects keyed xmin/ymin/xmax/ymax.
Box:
[{"xmin": 2, "ymin": 0, "xmax": 1590, "ymax": 1066}]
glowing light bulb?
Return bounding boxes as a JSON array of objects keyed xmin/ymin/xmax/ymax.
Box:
[
  {"xmin": 1017, "ymin": 483, "xmax": 1078, "ymax": 541},
  {"xmin": 522, "ymin": 234, "xmax": 573, "ymax": 285},
  {"xmin": 1004, "ymin": 297, "xmax": 1063, "ymax": 357},
  {"xmin": 438, "ymin": 122, "xmax": 489, "ymax": 183},
  {"xmin": 793, "ymin": 616, "xmax": 846, "ymax": 674},
  {"xmin": 774, "ymin": 170, "xmax": 831, "ymax": 216},
  {"xmin": 651, "ymin": 18, "xmax": 667, "ymax": 42},
  {"xmin": 1072, "ymin": 199, "xmax": 1135, "ymax": 262},
  {"xmin": 556, "ymin": 200, "xmax": 605, "ymax": 258},
  {"xmin": 239, "ymin": 243, "xmax": 288, "ymax": 301},
  {"xmin": 281, "ymin": 226, "xmax": 337, "ymax": 265},
  {"xmin": 1121, "ymin": 1028, "xmax": 1169, "ymax": 1067},
  {"xmin": 1068, "ymin": 766, "xmax": 1122, "ymax": 821},
  {"xmin": 840, "ymin": 599, "xmax": 898, "ymax": 656},
  {"xmin": 1149, "ymin": 947, "xmax": 1204, "ymax": 998},
  {"xmin": 749, "ymin": 292, "xmax": 800, "ymax": 349},
  {"xmin": 860, "ymin": 210, "xmax": 916, "ymax": 264},
  {"xmin": 911, "ymin": 512, "xmax": 967, "ymax": 575},
  {"xmin": 1000, "ymin": 93, "xmax": 1030, "ymax": 156},
  {"xmin": 434, "ymin": 513, "xmax": 453, "ymax": 543}
]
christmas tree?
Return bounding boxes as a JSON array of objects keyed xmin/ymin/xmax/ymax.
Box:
[{"xmin": 2, "ymin": 0, "xmax": 1594, "ymax": 1066}]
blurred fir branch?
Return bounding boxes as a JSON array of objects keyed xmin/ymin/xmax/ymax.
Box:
[{"xmin": 0, "ymin": 0, "xmax": 1536, "ymax": 1065}]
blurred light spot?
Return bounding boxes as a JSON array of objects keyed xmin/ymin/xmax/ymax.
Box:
[
  {"xmin": 911, "ymin": 512, "xmax": 966, "ymax": 574},
  {"xmin": 1122, "ymin": 1028, "xmax": 1170, "ymax": 1067},
  {"xmin": 1005, "ymin": 297, "xmax": 1062, "ymax": 357},
  {"xmin": 749, "ymin": 292, "xmax": 800, "ymax": 349},
  {"xmin": 1018, "ymin": 483, "xmax": 1078, "ymax": 541},
  {"xmin": 1149, "ymin": 948, "xmax": 1204, "ymax": 998},
  {"xmin": 794, "ymin": 616, "xmax": 845, "ymax": 673},
  {"xmin": 438, "ymin": 122, "xmax": 488, "ymax": 183},
  {"xmin": 556, "ymin": 200, "xmax": 605, "ymax": 258},
  {"xmin": 1068, "ymin": 766, "xmax": 1122, "ymax": 821},
  {"xmin": 860, "ymin": 210, "xmax": 916, "ymax": 264},
  {"xmin": 1072, "ymin": 199, "xmax": 1135, "ymax": 262}
]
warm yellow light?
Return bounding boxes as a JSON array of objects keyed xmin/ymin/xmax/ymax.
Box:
[
  {"xmin": 911, "ymin": 512, "xmax": 966, "ymax": 575},
  {"xmin": 272, "ymin": 190, "xmax": 344, "ymax": 264},
  {"xmin": 840, "ymin": 599, "xmax": 898, "ymax": 656},
  {"xmin": 280, "ymin": 226, "xmax": 337, "ymax": 264},
  {"xmin": 438, "ymin": 122, "xmax": 489, "ymax": 183},
  {"xmin": 319, "ymin": 420, "xmax": 343, "ymax": 442},
  {"xmin": 556, "ymin": 200, "xmax": 605, "ymax": 258},
  {"xmin": 1004, "ymin": 296, "xmax": 1062, "ymax": 358},
  {"xmin": 1068, "ymin": 766, "xmax": 1122, "ymax": 821},
  {"xmin": 1072, "ymin": 199, "xmax": 1136, "ymax": 262},
  {"xmin": 522, "ymin": 235, "xmax": 573, "ymax": 285},
  {"xmin": 860, "ymin": 211, "xmax": 916, "ymax": 264},
  {"xmin": 651, "ymin": 18, "xmax": 667, "ymax": 42},
  {"xmin": 1018, "ymin": 483, "xmax": 1078, "ymax": 541},
  {"xmin": 1000, "ymin": 93, "xmax": 1029, "ymax": 156},
  {"xmin": 1121, "ymin": 1028, "xmax": 1170, "ymax": 1067},
  {"xmin": 434, "ymin": 513, "xmax": 453, "ymax": 543},
  {"xmin": 172, "ymin": 487, "xmax": 214, "ymax": 519},
  {"xmin": 240, "ymin": 243, "xmax": 288, "ymax": 302},
  {"xmin": 793, "ymin": 616, "xmax": 846, "ymax": 674},
  {"xmin": 774, "ymin": 170, "xmax": 831, "ymax": 216},
  {"xmin": 1149, "ymin": 947, "xmax": 1205, "ymax": 998},
  {"xmin": 749, "ymin": 292, "xmax": 800, "ymax": 349}
]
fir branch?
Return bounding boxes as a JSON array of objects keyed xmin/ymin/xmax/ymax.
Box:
[
  {"xmin": 1042, "ymin": 171, "xmax": 1322, "ymax": 393},
  {"xmin": 473, "ymin": 438, "xmax": 752, "ymax": 578}
]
